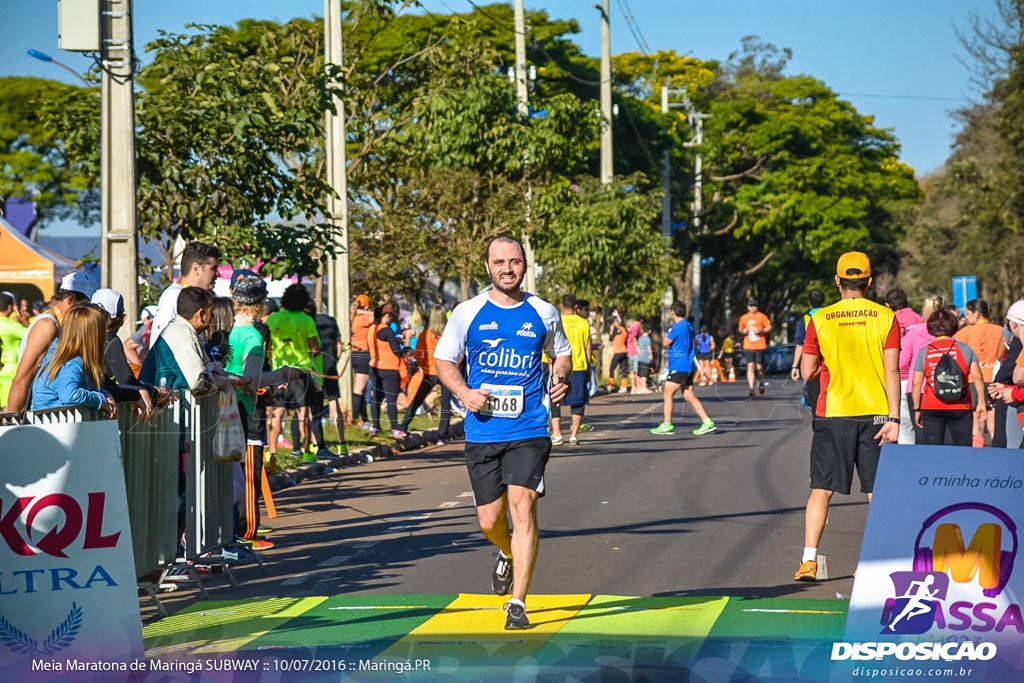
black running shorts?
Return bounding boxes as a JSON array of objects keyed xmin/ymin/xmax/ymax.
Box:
[
  {"xmin": 666, "ymin": 370, "xmax": 697, "ymax": 387},
  {"xmin": 464, "ymin": 437, "xmax": 552, "ymax": 506},
  {"xmin": 809, "ymin": 415, "xmax": 883, "ymax": 495},
  {"xmin": 743, "ymin": 349, "xmax": 765, "ymax": 367},
  {"xmin": 351, "ymin": 350, "xmax": 371, "ymax": 375},
  {"xmin": 273, "ymin": 372, "xmax": 313, "ymax": 410}
]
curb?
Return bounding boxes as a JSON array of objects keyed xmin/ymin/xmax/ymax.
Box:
[{"xmin": 266, "ymin": 420, "xmax": 465, "ymax": 492}]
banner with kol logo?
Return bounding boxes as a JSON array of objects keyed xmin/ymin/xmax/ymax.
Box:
[
  {"xmin": 0, "ymin": 421, "xmax": 143, "ymax": 674},
  {"xmin": 843, "ymin": 445, "xmax": 1024, "ymax": 677}
]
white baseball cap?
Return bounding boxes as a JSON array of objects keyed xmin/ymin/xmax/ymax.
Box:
[
  {"xmin": 91, "ymin": 288, "xmax": 125, "ymax": 318},
  {"xmin": 1007, "ymin": 300, "xmax": 1024, "ymax": 325},
  {"xmin": 60, "ymin": 271, "xmax": 98, "ymax": 298}
]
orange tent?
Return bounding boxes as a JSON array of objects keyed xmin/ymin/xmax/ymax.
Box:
[{"xmin": 0, "ymin": 217, "xmax": 77, "ymax": 302}]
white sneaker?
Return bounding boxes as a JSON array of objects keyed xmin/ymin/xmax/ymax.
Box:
[{"xmin": 551, "ymin": 435, "xmax": 564, "ymax": 446}]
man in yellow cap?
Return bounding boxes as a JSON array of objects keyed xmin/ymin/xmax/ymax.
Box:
[{"xmin": 794, "ymin": 251, "xmax": 901, "ymax": 582}]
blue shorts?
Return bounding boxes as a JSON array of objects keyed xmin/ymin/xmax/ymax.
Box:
[{"xmin": 564, "ymin": 369, "xmax": 589, "ymax": 407}]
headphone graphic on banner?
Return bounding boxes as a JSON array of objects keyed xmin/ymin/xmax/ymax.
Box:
[{"xmin": 912, "ymin": 502, "xmax": 1018, "ymax": 599}]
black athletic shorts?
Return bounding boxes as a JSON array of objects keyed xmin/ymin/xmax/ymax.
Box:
[
  {"xmin": 696, "ymin": 352, "xmax": 713, "ymax": 361},
  {"xmin": 666, "ymin": 369, "xmax": 697, "ymax": 387},
  {"xmin": 809, "ymin": 415, "xmax": 883, "ymax": 495},
  {"xmin": 322, "ymin": 364, "xmax": 340, "ymax": 399},
  {"xmin": 638, "ymin": 362, "xmax": 651, "ymax": 378},
  {"xmin": 351, "ymin": 350, "xmax": 371, "ymax": 375},
  {"xmin": 273, "ymin": 371, "xmax": 311, "ymax": 409},
  {"xmin": 464, "ymin": 437, "xmax": 552, "ymax": 506},
  {"xmin": 743, "ymin": 349, "xmax": 765, "ymax": 367}
]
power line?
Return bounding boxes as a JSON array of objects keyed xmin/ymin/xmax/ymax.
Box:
[{"xmin": 615, "ymin": 0, "xmax": 650, "ymax": 55}]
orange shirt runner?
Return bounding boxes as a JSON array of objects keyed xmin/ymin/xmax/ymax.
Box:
[
  {"xmin": 954, "ymin": 320, "xmax": 1004, "ymax": 383},
  {"xmin": 738, "ymin": 311, "xmax": 771, "ymax": 351}
]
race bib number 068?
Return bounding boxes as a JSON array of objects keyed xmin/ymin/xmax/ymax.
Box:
[{"xmin": 479, "ymin": 383, "xmax": 524, "ymax": 418}]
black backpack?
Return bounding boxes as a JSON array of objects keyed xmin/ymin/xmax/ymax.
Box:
[{"xmin": 932, "ymin": 341, "xmax": 966, "ymax": 404}]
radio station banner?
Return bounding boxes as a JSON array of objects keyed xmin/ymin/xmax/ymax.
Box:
[
  {"xmin": 0, "ymin": 420, "xmax": 143, "ymax": 677},
  {"xmin": 843, "ymin": 445, "xmax": 1024, "ymax": 680}
]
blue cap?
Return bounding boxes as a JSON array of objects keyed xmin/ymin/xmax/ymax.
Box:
[{"xmin": 230, "ymin": 268, "xmax": 258, "ymax": 290}]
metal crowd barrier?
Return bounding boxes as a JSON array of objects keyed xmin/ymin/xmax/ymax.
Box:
[
  {"xmin": 4, "ymin": 390, "xmax": 245, "ymax": 612},
  {"xmin": 178, "ymin": 390, "xmax": 235, "ymax": 561},
  {"xmin": 118, "ymin": 405, "xmax": 179, "ymax": 576}
]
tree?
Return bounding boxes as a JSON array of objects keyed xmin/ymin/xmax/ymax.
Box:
[
  {"xmin": 694, "ymin": 38, "xmax": 920, "ymax": 332},
  {"xmin": 532, "ymin": 175, "xmax": 677, "ymax": 317},
  {"xmin": 0, "ymin": 77, "xmax": 98, "ymax": 233}
]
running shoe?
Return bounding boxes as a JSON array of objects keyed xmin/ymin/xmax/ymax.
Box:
[
  {"xmin": 256, "ymin": 525, "xmax": 274, "ymax": 535},
  {"xmin": 492, "ymin": 551, "xmax": 514, "ymax": 595},
  {"xmin": 759, "ymin": 381, "xmax": 766, "ymax": 395},
  {"xmin": 550, "ymin": 435, "xmax": 564, "ymax": 446},
  {"xmin": 435, "ymin": 438, "xmax": 449, "ymax": 446},
  {"xmin": 249, "ymin": 538, "xmax": 275, "ymax": 550},
  {"xmin": 366, "ymin": 426, "xmax": 380, "ymax": 436},
  {"xmin": 316, "ymin": 448, "xmax": 336, "ymax": 460},
  {"xmin": 569, "ymin": 436, "xmax": 579, "ymax": 446},
  {"xmin": 503, "ymin": 602, "xmax": 530, "ymax": 630},
  {"xmin": 693, "ymin": 419, "xmax": 717, "ymax": 436},
  {"xmin": 794, "ymin": 560, "xmax": 817, "ymax": 582},
  {"xmin": 301, "ymin": 452, "xmax": 318, "ymax": 463},
  {"xmin": 335, "ymin": 443, "xmax": 349, "ymax": 455},
  {"xmin": 390, "ymin": 429, "xmax": 408, "ymax": 439},
  {"xmin": 578, "ymin": 423, "xmax": 594, "ymax": 433},
  {"xmin": 650, "ymin": 423, "xmax": 675, "ymax": 435},
  {"xmin": 277, "ymin": 437, "xmax": 294, "ymax": 449}
]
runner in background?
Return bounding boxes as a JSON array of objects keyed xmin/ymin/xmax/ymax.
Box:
[
  {"xmin": 608, "ymin": 312, "xmax": 629, "ymax": 393},
  {"xmin": 550, "ymin": 294, "xmax": 592, "ymax": 447},
  {"xmin": 954, "ymin": 298, "xmax": 1003, "ymax": 446},
  {"xmin": 695, "ymin": 327, "xmax": 716, "ymax": 386},
  {"xmin": 738, "ymin": 298, "xmax": 771, "ymax": 397},
  {"xmin": 0, "ymin": 292, "xmax": 25, "ymax": 409},
  {"xmin": 650, "ymin": 301, "xmax": 716, "ymax": 437},
  {"xmin": 791, "ymin": 289, "xmax": 825, "ymax": 412}
]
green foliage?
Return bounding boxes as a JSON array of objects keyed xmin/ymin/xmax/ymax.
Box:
[
  {"xmin": 0, "ymin": 77, "xmax": 98, "ymax": 230},
  {"xmin": 696, "ymin": 40, "xmax": 920, "ymax": 328},
  {"xmin": 533, "ymin": 175, "xmax": 676, "ymax": 316},
  {"xmin": 902, "ymin": 1, "xmax": 1024, "ymax": 315}
]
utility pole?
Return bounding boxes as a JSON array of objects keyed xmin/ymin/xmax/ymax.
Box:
[
  {"xmin": 684, "ymin": 109, "xmax": 708, "ymax": 333},
  {"xmin": 513, "ymin": 0, "xmax": 537, "ymax": 293},
  {"xmin": 100, "ymin": 0, "xmax": 139, "ymax": 336},
  {"xmin": 660, "ymin": 81, "xmax": 686, "ymax": 331},
  {"xmin": 598, "ymin": 0, "xmax": 613, "ymax": 186},
  {"xmin": 325, "ymin": 0, "xmax": 353, "ymax": 417}
]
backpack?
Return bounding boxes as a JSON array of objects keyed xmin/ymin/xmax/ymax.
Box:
[{"xmin": 932, "ymin": 341, "xmax": 966, "ymax": 404}]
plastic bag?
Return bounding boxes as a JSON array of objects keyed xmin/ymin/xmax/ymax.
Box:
[{"xmin": 213, "ymin": 389, "xmax": 246, "ymax": 464}]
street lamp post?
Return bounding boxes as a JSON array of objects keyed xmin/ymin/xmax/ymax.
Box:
[{"xmin": 27, "ymin": 49, "xmax": 91, "ymax": 85}]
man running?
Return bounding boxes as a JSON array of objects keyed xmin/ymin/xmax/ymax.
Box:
[
  {"xmin": 795, "ymin": 252, "xmax": 900, "ymax": 581},
  {"xmin": 739, "ymin": 297, "xmax": 772, "ymax": 397},
  {"xmin": 435, "ymin": 235, "xmax": 571, "ymax": 630},
  {"xmin": 650, "ymin": 301, "xmax": 716, "ymax": 436}
]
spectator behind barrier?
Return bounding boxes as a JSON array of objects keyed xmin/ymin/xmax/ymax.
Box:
[
  {"xmin": 31, "ymin": 304, "xmax": 117, "ymax": 417},
  {"xmin": 139, "ymin": 287, "xmax": 219, "ymax": 394}
]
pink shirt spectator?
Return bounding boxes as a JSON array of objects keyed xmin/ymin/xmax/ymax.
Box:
[
  {"xmin": 899, "ymin": 322, "xmax": 935, "ymax": 382},
  {"xmin": 894, "ymin": 307, "xmax": 922, "ymax": 339},
  {"xmin": 626, "ymin": 322, "xmax": 640, "ymax": 356}
]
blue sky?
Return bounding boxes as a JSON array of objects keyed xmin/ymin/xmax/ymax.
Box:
[{"xmin": 4, "ymin": 1, "xmax": 994, "ymax": 179}]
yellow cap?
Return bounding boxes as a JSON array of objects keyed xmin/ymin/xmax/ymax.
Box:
[{"xmin": 836, "ymin": 251, "xmax": 871, "ymax": 278}]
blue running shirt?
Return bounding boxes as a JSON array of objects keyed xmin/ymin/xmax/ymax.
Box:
[
  {"xmin": 666, "ymin": 319, "xmax": 697, "ymax": 373},
  {"xmin": 434, "ymin": 292, "xmax": 571, "ymax": 444}
]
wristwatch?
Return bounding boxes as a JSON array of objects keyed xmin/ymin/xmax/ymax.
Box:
[
  {"xmin": 555, "ymin": 376, "xmax": 570, "ymax": 386},
  {"xmin": 886, "ymin": 416, "xmax": 900, "ymax": 424}
]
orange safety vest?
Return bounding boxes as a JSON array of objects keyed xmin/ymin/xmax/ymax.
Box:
[{"xmin": 367, "ymin": 323, "xmax": 401, "ymax": 371}]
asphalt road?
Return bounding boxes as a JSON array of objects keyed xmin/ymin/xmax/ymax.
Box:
[{"xmin": 144, "ymin": 377, "xmax": 868, "ymax": 620}]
